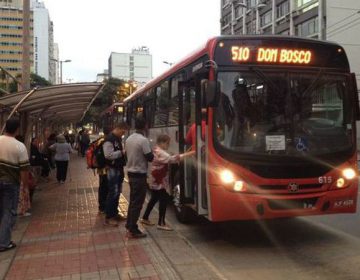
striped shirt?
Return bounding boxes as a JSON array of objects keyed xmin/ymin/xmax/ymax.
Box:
[{"xmin": 0, "ymin": 135, "xmax": 30, "ymax": 184}]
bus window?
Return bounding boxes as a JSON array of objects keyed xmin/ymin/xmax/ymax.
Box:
[
  {"xmin": 143, "ymin": 90, "xmax": 155, "ymax": 128},
  {"xmin": 169, "ymin": 76, "xmax": 182, "ymax": 126},
  {"xmin": 154, "ymin": 81, "xmax": 170, "ymax": 127}
]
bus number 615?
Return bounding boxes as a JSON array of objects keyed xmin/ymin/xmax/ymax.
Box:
[{"xmin": 318, "ymin": 176, "xmax": 332, "ymax": 184}]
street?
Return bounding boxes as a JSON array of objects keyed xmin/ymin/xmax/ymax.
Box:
[{"xmin": 140, "ymin": 189, "xmax": 360, "ymax": 280}]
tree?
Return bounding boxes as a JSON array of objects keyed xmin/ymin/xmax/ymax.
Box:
[
  {"xmin": 81, "ymin": 78, "xmax": 126, "ymax": 126},
  {"xmin": 8, "ymin": 73, "xmax": 52, "ymax": 93}
]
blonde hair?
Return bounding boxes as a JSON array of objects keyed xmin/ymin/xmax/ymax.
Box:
[{"xmin": 156, "ymin": 134, "xmax": 171, "ymax": 145}]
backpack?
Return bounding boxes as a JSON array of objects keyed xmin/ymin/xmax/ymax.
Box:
[{"xmin": 86, "ymin": 139, "xmax": 106, "ymax": 169}]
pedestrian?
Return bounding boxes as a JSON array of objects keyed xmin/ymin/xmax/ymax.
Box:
[
  {"xmin": 0, "ymin": 118, "xmax": 30, "ymax": 252},
  {"xmin": 97, "ymin": 127, "xmax": 110, "ymax": 215},
  {"xmin": 125, "ymin": 117, "xmax": 154, "ymax": 238},
  {"xmin": 30, "ymin": 137, "xmax": 50, "ymax": 178},
  {"xmin": 44, "ymin": 133, "xmax": 56, "ymax": 169},
  {"xmin": 50, "ymin": 134, "xmax": 73, "ymax": 184},
  {"xmin": 141, "ymin": 134, "xmax": 194, "ymax": 231},
  {"xmin": 103, "ymin": 123, "xmax": 128, "ymax": 226},
  {"xmin": 15, "ymin": 135, "xmax": 31, "ymax": 217},
  {"xmin": 80, "ymin": 130, "xmax": 90, "ymax": 157}
]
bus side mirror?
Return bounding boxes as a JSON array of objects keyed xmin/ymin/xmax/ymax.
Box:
[{"xmin": 202, "ymin": 80, "xmax": 217, "ymax": 107}]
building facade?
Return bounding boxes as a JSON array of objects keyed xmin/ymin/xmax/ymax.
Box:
[
  {"xmin": 108, "ymin": 47, "xmax": 152, "ymax": 84},
  {"xmin": 32, "ymin": 0, "xmax": 51, "ymax": 81},
  {"xmin": 50, "ymin": 42, "xmax": 59, "ymax": 84},
  {"xmin": 0, "ymin": 3, "xmax": 34, "ymax": 78},
  {"xmin": 220, "ymin": 0, "xmax": 360, "ymax": 87}
]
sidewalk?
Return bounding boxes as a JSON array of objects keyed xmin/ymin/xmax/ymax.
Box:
[{"xmin": 2, "ymin": 156, "xmax": 180, "ymax": 280}]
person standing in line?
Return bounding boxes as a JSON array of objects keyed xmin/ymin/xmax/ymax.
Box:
[
  {"xmin": 97, "ymin": 127, "xmax": 110, "ymax": 215},
  {"xmin": 50, "ymin": 135, "xmax": 73, "ymax": 184},
  {"xmin": 125, "ymin": 117, "xmax": 154, "ymax": 238},
  {"xmin": 44, "ymin": 133, "xmax": 56, "ymax": 169},
  {"xmin": 0, "ymin": 118, "xmax": 30, "ymax": 252},
  {"xmin": 15, "ymin": 135, "xmax": 31, "ymax": 217},
  {"xmin": 141, "ymin": 134, "xmax": 194, "ymax": 231},
  {"xmin": 103, "ymin": 123, "xmax": 128, "ymax": 226},
  {"xmin": 80, "ymin": 130, "xmax": 90, "ymax": 157}
]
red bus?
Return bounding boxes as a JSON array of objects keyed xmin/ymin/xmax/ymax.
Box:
[{"xmin": 124, "ymin": 36, "xmax": 359, "ymax": 222}]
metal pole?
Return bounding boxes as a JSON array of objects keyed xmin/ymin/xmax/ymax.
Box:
[
  {"xmin": 60, "ymin": 61, "xmax": 63, "ymax": 84},
  {"xmin": 21, "ymin": 0, "xmax": 31, "ymax": 91},
  {"xmin": 1, "ymin": 87, "xmax": 38, "ymax": 134}
]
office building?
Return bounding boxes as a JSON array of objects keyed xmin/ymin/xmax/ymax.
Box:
[
  {"xmin": 50, "ymin": 42, "xmax": 59, "ymax": 84},
  {"xmin": 32, "ymin": 0, "xmax": 53, "ymax": 81},
  {"xmin": 0, "ymin": 2, "xmax": 34, "ymax": 78},
  {"xmin": 108, "ymin": 47, "xmax": 152, "ymax": 83},
  {"xmin": 220, "ymin": 0, "xmax": 360, "ymax": 87}
]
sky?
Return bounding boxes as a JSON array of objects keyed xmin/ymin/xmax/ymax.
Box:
[{"xmin": 41, "ymin": 0, "xmax": 220, "ymax": 83}]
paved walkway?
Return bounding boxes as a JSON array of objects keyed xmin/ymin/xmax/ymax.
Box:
[{"xmin": 3, "ymin": 157, "xmax": 180, "ymax": 280}]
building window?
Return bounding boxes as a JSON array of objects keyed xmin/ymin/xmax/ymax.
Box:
[
  {"xmin": 262, "ymin": 26, "xmax": 272, "ymax": 34},
  {"xmin": 276, "ymin": 1, "xmax": 290, "ymax": 18},
  {"xmin": 260, "ymin": 10, "xmax": 272, "ymax": 27},
  {"xmin": 246, "ymin": 20, "xmax": 256, "ymax": 34},
  {"xmin": 296, "ymin": 0, "xmax": 316, "ymax": 8},
  {"xmin": 246, "ymin": 0, "xmax": 257, "ymax": 9},
  {"xmin": 295, "ymin": 17, "xmax": 318, "ymax": 37},
  {"xmin": 280, "ymin": 29, "xmax": 290, "ymax": 35},
  {"xmin": 221, "ymin": 13, "xmax": 231, "ymax": 28},
  {"xmin": 222, "ymin": 0, "xmax": 230, "ymax": 7}
]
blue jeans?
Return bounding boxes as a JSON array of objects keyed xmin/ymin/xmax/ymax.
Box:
[
  {"xmin": 0, "ymin": 182, "xmax": 19, "ymax": 248},
  {"xmin": 105, "ymin": 168, "xmax": 124, "ymax": 219}
]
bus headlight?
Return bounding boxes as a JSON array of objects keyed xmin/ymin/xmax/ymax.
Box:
[
  {"xmin": 336, "ymin": 178, "xmax": 345, "ymax": 188},
  {"xmin": 234, "ymin": 181, "xmax": 245, "ymax": 192},
  {"xmin": 220, "ymin": 169, "xmax": 235, "ymax": 184},
  {"xmin": 342, "ymin": 168, "xmax": 356, "ymax": 180}
]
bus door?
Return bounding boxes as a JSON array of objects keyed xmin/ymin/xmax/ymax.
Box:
[{"xmin": 179, "ymin": 78, "xmax": 209, "ymax": 216}]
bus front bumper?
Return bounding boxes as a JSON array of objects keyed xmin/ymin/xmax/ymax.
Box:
[{"xmin": 208, "ymin": 184, "xmax": 358, "ymax": 222}]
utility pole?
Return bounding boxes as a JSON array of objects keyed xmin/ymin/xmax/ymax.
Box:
[{"xmin": 21, "ymin": 0, "xmax": 31, "ymax": 91}]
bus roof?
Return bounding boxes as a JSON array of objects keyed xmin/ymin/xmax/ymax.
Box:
[{"xmin": 124, "ymin": 35, "xmax": 345, "ymax": 103}]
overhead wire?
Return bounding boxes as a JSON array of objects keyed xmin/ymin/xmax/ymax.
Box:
[
  {"xmin": 326, "ymin": 10, "xmax": 360, "ymax": 30},
  {"xmin": 327, "ymin": 17, "xmax": 360, "ymax": 36}
]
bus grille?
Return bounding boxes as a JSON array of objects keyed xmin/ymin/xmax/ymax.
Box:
[
  {"xmin": 258, "ymin": 184, "xmax": 323, "ymax": 191},
  {"xmin": 267, "ymin": 198, "xmax": 318, "ymax": 210}
]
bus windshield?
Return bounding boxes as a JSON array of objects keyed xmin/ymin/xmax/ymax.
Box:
[{"xmin": 215, "ymin": 71, "xmax": 353, "ymax": 158}]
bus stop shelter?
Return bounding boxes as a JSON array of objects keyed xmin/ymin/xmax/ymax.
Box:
[{"xmin": 0, "ymin": 83, "xmax": 104, "ymax": 145}]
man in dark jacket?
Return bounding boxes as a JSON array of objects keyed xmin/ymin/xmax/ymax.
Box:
[{"xmin": 103, "ymin": 123, "xmax": 128, "ymax": 226}]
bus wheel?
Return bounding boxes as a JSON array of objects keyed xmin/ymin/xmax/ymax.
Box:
[{"xmin": 173, "ymin": 184, "xmax": 193, "ymax": 224}]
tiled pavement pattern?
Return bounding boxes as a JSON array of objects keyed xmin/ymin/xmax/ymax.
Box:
[{"xmin": 4, "ymin": 157, "xmax": 180, "ymax": 280}]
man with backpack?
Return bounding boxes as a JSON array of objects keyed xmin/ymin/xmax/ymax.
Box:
[
  {"xmin": 86, "ymin": 127, "xmax": 110, "ymax": 214},
  {"xmin": 103, "ymin": 123, "xmax": 128, "ymax": 226}
]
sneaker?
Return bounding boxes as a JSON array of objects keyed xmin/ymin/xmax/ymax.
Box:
[
  {"xmin": 104, "ymin": 218, "xmax": 119, "ymax": 227},
  {"xmin": 127, "ymin": 229, "xmax": 147, "ymax": 239},
  {"xmin": 157, "ymin": 225, "xmax": 173, "ymax": 231},
  {"xmin": 140, "ymin": 219, "xmax": 155, "ymax": 226},
  {"xmin": 98, "ymin": 210, "xmax": 105, "ymax": 215}
]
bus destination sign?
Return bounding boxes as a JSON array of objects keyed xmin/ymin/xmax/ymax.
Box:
[
  {"xmin": 214, "ymin": 39, "xmax": 350, "ymax": 69},
  {"xmin": 231, "ymin": 46, "xmax": 312, "ymax": 65}
]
